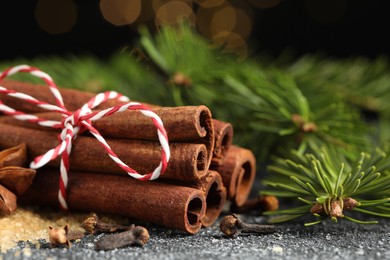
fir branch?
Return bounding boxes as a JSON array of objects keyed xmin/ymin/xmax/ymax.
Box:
[
  {"xmin": 136, "ymin": 23, "xmax": 374, "ymax": 161},
  {"xmin": 281, "ymin": 54, "xmax": 390, "ymax": 118},
  {"xmin": 262, "ymin": 145, "xmax": 390, "ymax": 225}
]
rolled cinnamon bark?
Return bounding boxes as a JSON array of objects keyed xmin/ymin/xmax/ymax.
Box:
[
  {"xmin": 0, "ymin": 106, "xmax": 214, "ymax": 166},
  {"xmin": 0, "ymin": 124, "xmax": 208, "ymax": 182},
  {"xmin": 185, "ymin": 170, "xmax": 226, "ymax": 227},
  {"xmin": 211, "ymin": 119, "xmax": 233, "ymax": 166},
  {"xmin": 19, "ymin": 168, "xmax": 206, "ymax": 234},
  {"xmin": 0, "ymin": 80, "xmax": 215, "ymax": 168},
  {"xmin": 0, "ymin": 80, "xmax": 116, "ymax": 113},
  {"xmin": 158, "ymin": 170, "xmax": 226, "ymax": 227},
  {"xmin": 211, "ymin": 145, "xmax": 256, "ymax": 207}
]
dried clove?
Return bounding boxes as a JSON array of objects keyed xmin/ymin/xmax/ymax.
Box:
[
  {"xmin": 220, "ymin": 214, "xmax": 277, "ymax": 237},
  {"xmin": 82, "ymin": 213, "xmax": 131, "ymax": 235},
  {"xmin": 95, "ymin": 224, "xmax": 150, "ymax": 250},
  {"xmin": 67, "ymin": 229, "xmax": 86, "ymax": 241},
  {"xmin": 48, "ymin": 225, "xmax": 71, "ymax": 248}
]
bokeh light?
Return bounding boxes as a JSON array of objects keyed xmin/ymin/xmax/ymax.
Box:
[
  {"xmin": 135, "ymin": 0, "xmax": 156, "ymax": 23},
  {"xmin": 196, "ymin": 4, "xmax": 218, "ymax": 37},
  {"xmin": 152, "ymin": 0, "xmax": 192, "ymax": 13},
  {"xmin": 195, "ymin": 1, "xmax": 253, "ymax": 57},
  {"xmin": 193, "ymin": 0, "xmax": 226, "ymax": 8},
  {"xmin": 100, "ymin": 0, "xmax": 142, "ymax": 26},
  {"xmin": 94, "ymin": 0, "xmax": 256, "ymax": 59},
  {"xmin": 155, "ymin": 1, "xmax": 195, "ymax": 27},
  {"xmin": 232, "ymin": 5, "xmax": 253, "ymax": 39},
  {"xmin": 212, "ymin": 31, "xmax": 248, "ymax": 60},
  {"xmin": 35, "ymin": 0, "xmax": 77, "ymax": 35},
  {"xmin": 210, "ymin": 5, "xmax": 237, "ymax": 36}
]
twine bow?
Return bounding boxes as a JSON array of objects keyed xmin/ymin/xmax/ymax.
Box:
[{"xmin": 0, "ymin": 65, "xmax": 170, "ymax": 210}]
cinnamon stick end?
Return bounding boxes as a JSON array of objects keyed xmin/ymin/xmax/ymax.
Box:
[{"xmin": 200, "ymin": 171, "xmax": 227, "ymax": 227}]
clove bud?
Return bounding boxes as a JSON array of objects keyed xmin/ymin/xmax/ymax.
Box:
[
  {"xmin": 82, "ymin": 213, "xmax": 131, "ymax": 234},
  {"xmin": 95, "ymin": 224, "xmax": 150, "ymax": 250},
  {"xmin": 220, "ymin": 214, "xmax": 277, "ymax": 237},
  {"xmin": 48, "ymin": 225, "xmax": 71, "ymax": 248}
]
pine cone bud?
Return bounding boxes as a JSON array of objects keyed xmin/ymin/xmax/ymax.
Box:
[
  {"xmin": 343, "ymin": 197, "xmax": 359, "ymax": 210},
  {"xmin": 329, "ymin": 200, "xmax": 343, "ymax": 218}
]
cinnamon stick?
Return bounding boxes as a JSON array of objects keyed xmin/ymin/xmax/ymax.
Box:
[
  {"xmin": 184, "ymin": 170, "xmax": 226, "ymax": 227},
  {"xmin": 0, "ymin": 80, "xmax": 120, "ymax": 113},
  {"xmin": 0, "ymin": 106, "xmax": 214, "ymax": 166},
  {"xmin": 211, "ymin": 145, "xmax": 256, "ymax": 207},
  {"xmin": 0, "ymin": 124, "xmax": 208, "ymax": 182},
  {"xmin": 211, "ymin": 119, "xmax": 233, "ymax": 166},
  {"xmin": 157, "ymin": 170, "xmax": 227, "ymax": 227},
  {"xmin": 19, "ymin": 168, "xmax": 206, "ymax": 234},
  {"xmin": 0, "ymin": 80, "xmax": 215, "ymax": 168}
]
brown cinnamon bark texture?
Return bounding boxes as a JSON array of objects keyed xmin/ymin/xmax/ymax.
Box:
[
  {"xmin": 130, "ymin": 169, "xmax": 226, "ymax": 228},
  {"xmin": 211, "ymin": 145, "xmax": 256, "ymax": 207},
  {"xmin": 183, "ymin": 170, "xmax": 226, "ymax": 227},
  {"xmin": 0, "ymin": 80, "xmax": 215, "ymax": 169},
  {"xmin": 0, "ymin": 124, "xmax": 208, "ymax": 182},
  {"xmin": 0, "ymin": 80, "xmax": 119, "ymax": 113},
  {"xmin": 211, "ymin": 119, "xmax": 233, "ymax": 166},
  {"xmin": 19, "ymin": 168, "xmax": 206, "ymax": 234},
  {"xmin": 0, "ymin": 106, "xmax": 214, "ymax": 168}
]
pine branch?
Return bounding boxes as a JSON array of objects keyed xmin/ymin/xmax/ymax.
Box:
[
  {"xmin": 138, "ymin": 24, "xmax": 373, "ymax": 161},
  {"xmin": 278, "ymin": 54, "xmax": 390, "ymax": 118},
  {"xmin": 262, "ymin": 145, "xmax": 390, "ymax": 225}
]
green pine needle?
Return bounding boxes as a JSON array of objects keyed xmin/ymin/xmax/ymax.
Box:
[{"xmin": 263, "ymin": 145, "xmax": 390, "ymax": 225}]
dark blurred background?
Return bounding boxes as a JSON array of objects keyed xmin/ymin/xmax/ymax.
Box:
[{"xmin": 0, "ymin": 0, "xmax": 388, "ymax": 61}]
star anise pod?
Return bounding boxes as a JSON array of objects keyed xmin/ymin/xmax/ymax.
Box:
[
  {"xmin": 0, "ymin": 143, "xmax": 36, "ymax": 216},
  {"xmin": 0, "ymin": 185, "xmax": 17, "ymax": 215}
]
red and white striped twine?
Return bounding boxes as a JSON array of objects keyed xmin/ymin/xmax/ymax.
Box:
[{"xmin": 0, "ymin": 65, "xmax": 170, "ymax": 210}]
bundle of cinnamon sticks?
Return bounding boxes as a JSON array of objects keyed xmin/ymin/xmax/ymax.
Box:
[{"xmin": 0, "ymin": 79, "xmax": 257, "ymax": 234}]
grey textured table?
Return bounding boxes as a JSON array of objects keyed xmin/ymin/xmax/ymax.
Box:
[
  {"xmin": 1, "ymin": 212, "xmax": 390, "ymax": 260},
  {"xmin": 2, "ymin": 173, "xmax": 390, "ymax": 260}
]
